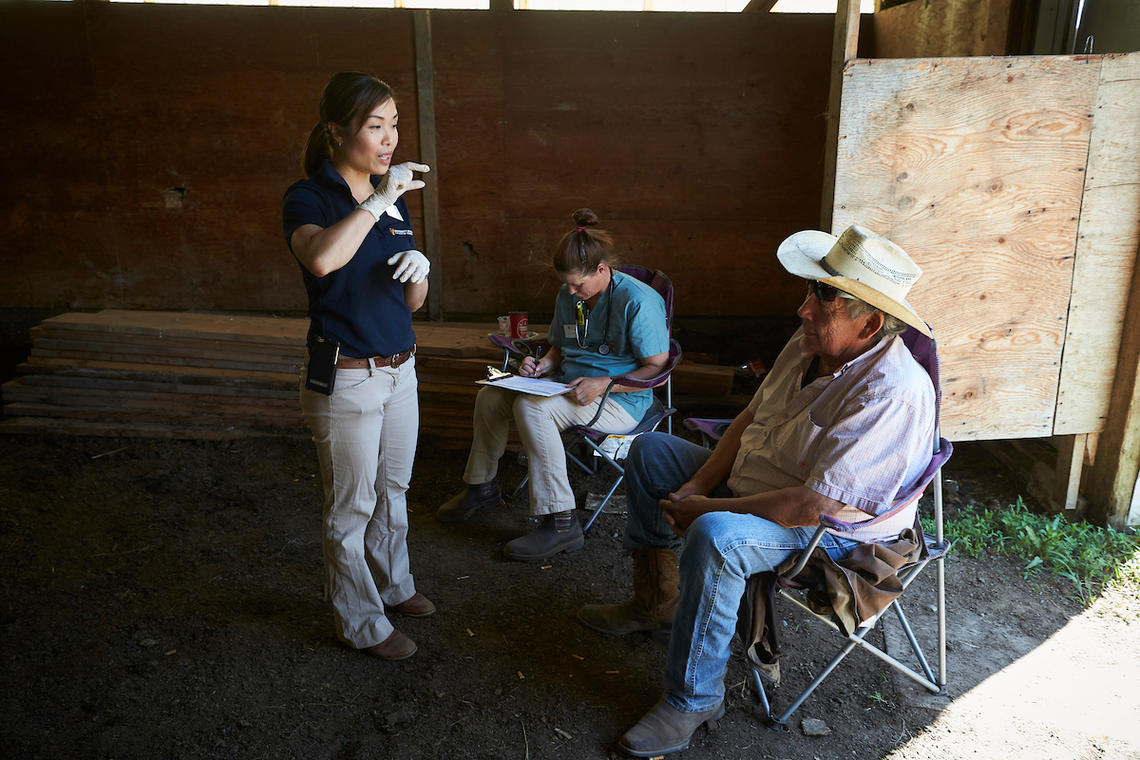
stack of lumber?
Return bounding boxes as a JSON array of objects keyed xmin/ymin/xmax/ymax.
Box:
[{"xmin": 2, "ymin": 311, "xmax": 734, "ymax": 444}]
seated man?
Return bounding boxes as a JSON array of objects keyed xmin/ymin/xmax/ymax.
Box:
[{"xmin": 578, "ymin": 225, "xmax": 937, "ymax": 758}]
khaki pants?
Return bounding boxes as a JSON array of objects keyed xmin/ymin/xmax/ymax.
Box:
[
  {"xmin": 301, "ymin": 356, "xmax": 419, "ymax": 649},
  {"xmin": 463, "ymin": 386, "xmax": 638, "ymax": 515}
]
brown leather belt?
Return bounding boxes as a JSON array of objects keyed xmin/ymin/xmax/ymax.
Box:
[{"xmin": 336, "ymin": 346, "xmax": 415, "ymax": 369}]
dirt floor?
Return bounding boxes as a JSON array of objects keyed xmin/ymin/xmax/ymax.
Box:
[{"xmin": 1, "ymin": 430, "xmax": 1137, "ymax": 760}]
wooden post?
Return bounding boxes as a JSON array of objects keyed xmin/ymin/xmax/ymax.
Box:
[
  {"xmin": 1051, "ymin": 433, "xmax": 1087, "ymax": 514},
  {"xmin": 414, "ymin": 10, "xmax": 443, "ymax": 321},
  {"xmin": 1077, "ymin": 54, "xmax": 1140, "ymax": 528},
  {"xmin": 820, "ymin": 0, "xmax": 862, "ymax": 233},
  {"xmin": 1088, "ymin": 252, "xmax": 1140, "ymax": 528}
]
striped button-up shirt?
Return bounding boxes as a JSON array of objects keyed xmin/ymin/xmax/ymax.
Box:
[{"xmin": 727, "ymin": 329, "xmax": 935, "ymax": 542}]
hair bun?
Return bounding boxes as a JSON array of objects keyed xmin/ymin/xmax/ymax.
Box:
[{"xmin": 571, "ymin": 208, "xmax": 599, "ymax": 229}]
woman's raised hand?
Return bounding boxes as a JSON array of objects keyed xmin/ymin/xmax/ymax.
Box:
[{"xmin": 357, "ymin": 162, "xmax": 431, "ymax": 221}]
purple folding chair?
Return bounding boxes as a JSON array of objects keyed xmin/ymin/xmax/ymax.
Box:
[
  {"xmin": 489, "ymin": 267, "xmax": 682, "ymax": 533},
  {"xmin": 683, "ymin": 417, "xmax": 732, "ymax": 448},
  {"xmin": 747, "ymin": 324, "xmax": 954, "ymax": 728}
]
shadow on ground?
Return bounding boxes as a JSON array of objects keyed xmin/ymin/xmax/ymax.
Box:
[{"xmin": 0, "ymin": 434, "xmax": 1133, "ymax": 759}]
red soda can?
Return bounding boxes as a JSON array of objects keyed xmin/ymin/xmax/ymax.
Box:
[{"xmin": 509, "ymin": 312, "xmax": 529, "ymax": 339}]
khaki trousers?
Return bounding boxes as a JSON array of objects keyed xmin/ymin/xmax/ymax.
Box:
[
  {"xmin": 301, "ymin": 356, "xmax": 419, "ymax": 649},
  {"xmin": 463, "ymin": 386, "xmax": 638, "ymax": 515}
]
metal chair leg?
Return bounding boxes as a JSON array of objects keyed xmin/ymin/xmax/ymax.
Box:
[{"xmin": 748, "ymin": 667, "xmax": 776, "ymax": 726}]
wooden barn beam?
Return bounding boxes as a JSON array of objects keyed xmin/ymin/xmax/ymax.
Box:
[
  {"xmin": 414, "ymin": 9, "xmax": 443, "ymax": 321},
  {"xmin": 1088, "ymin": 251, "xmax": 1140, "ymax": 528},
  {"xmin": 821, "ymin": 0, "xmax": 862, "ymax": 233},
  {"xmin": 1075, "ymin": 53, "xmax": 1140, "ymax": 528},
  {"xmin": 743, "ymin": 0, "xmax": 780, "ymax": 11}
]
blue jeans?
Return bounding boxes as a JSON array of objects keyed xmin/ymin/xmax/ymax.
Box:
[{"xmin": 623, "ymin": 432, "xmax": 857, "ymax": 712}]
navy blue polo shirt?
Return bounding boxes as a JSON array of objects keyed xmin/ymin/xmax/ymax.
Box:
[{"xmin": 282, "ymin": 159, "xmax": 418, "ymax": 358}]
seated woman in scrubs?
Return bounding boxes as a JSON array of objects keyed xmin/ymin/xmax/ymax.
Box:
[{"xmin": 437, "ymin": 208, "xmax": 670, "ymax": 561}]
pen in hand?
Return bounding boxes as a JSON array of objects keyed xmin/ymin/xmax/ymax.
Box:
[{"xmin": 519, "ymin": 347, "xmax": 545, "ymax": 378}]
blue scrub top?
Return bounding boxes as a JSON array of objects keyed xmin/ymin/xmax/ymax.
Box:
[
  {"xmin": 282, "ymin": 159, "xmax": 418, "ymax": 358},
  {"xmin": 548, "ymin": 270, "xmax": 670, "ymax": 421}
]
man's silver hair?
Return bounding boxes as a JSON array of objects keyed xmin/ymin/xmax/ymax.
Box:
[{"xmin": 844, "ymin": 297, "xmax": 909, "ymax": 337}]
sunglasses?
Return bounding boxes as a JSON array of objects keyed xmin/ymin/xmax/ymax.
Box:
[{"xmin": 807, "ymin": 280, "xmax": 854, "ymax": 302}]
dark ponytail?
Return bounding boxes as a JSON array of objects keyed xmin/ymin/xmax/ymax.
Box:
[
  {"xmin": 552, "ymin": 208, "xmax": 616, "ymax": 274},
  {"xmin": 301, "ymin": 72, "xmax": 394, "ymax": 177}
]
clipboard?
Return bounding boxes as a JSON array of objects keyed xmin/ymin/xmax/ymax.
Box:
[{"xmin": 476, "ymin": 370, "xmax": 572, "ymax": 397}]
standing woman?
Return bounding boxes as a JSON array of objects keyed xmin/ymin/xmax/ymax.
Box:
[{"xmin": 282, "ymin": 72, "xmax": 434, "ymax": 661}]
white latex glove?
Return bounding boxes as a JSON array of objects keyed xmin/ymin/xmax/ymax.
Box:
[
  {"xmin": 387, "ymin": 249, "xmax": 430, "ymax": 284},
  {"xmin": 357, "ymin": 162, "xmax": 430, "ymax": 222}
]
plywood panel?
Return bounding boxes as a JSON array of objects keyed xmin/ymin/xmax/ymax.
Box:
[
  {"xmin": 1054, "ymin": 53, "xmax": 1140, "ymax": 433},
  {"xmin": 833, "ymin": 56, "xmax": 1098, "ymax": 441}
]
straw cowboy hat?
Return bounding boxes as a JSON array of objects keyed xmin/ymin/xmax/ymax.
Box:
[{"xmin": 777, "ymin": 224, "xmax": 931, "ymax": 337}]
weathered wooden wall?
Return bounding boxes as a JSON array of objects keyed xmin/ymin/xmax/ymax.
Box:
[
  {"xmin": 0, "ymin": 4, "xmax": 419, "ymax": 314},
  {"xmin": 832, "ymin": 53, "xmax": 1140, "ymax": 442},
  {"xmin": 0, "ymin": 4, "xmax": 833, "ymax": 321},
  {"xmin": 871, "ymin": 0, "xmax": 1019, "ymax": 58}
]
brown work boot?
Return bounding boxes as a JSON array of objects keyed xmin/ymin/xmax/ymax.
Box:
[
  {"xmin": 391, "ymin": 592, "xmax": 436, "ymax": 618},
  {"xmin": 436, "ymin": 481, "xmax": 503, "ymax": 523},
  {"xmin": 577, "ymin": 547, "xmax": 679, "ymax": 637},
  {"xmin": 618, "ymin": 699, "xmax": 725, "ymax": 757},
  {"xmin": 362, "ymin": 629, "xmax": 417, "ymax": 661},
  {"xmin": 502, "ymin": 511, "xmax": 584, "ymax": 561}
]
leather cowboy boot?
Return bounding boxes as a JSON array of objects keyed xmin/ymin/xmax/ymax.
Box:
[
  {"xmin": 577, "ymin": 547, "xmax": 679, "ymax": 636},
  {"xmin": 618, "ymin": 699, "xmax": 725, "ymax": 757},
  {"xmin": 502, "ymin": 511, "xmax": 584, "ymax": 561},
  {"xmin": 436, "ymin": 481, "xmax": 503, "ymax": 523}
]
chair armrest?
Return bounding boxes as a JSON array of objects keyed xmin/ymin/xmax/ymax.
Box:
[
  {"xmin": 583, "ymin": 339, "xmax": 682, "ymax": 427},
  {"xmin": 818, "ymin": 513, "xmax": 861, "ymax": 532},
  {"xmin": 488, "ymin": 333, "xmax": 551, "ymax": 357},
  {"xmin": 605, "ymin": 372, "xmax": 668, "ymax": 390},
  {"xmin": 780, "ymin": 525, "xmax": 830, "ymax": 580},
  {"xmin": 488, "ymin": 333, "xmax": 552, "ymax": 373},
  {"xmin": 605, "ymin": 338, "xmax": 683, "ymax": 390},
  {"xmin": 782, "ymin": 513, "xmax": 877, "ymax": 581}
]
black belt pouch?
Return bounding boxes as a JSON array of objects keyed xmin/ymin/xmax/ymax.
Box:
[{"xmin": 305, "ymin": 335, "xmax": 340, "ymax": 396}]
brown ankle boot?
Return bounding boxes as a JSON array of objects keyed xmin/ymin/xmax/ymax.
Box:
[
  {"xmin": 502, "ymin": 512, "xmax": 584, "ymax": 561},
  {"xmin": 436, "ymin": 482, "xmax": 502, "ymax": 523},
  {"xmin": 577, "ymin": 547, "xmax": 679, "ymax": 636}
]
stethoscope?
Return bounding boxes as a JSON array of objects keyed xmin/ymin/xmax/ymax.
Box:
[{"xmin": 575, "ymin": 275, "xmax": 616, "ymax": 355}]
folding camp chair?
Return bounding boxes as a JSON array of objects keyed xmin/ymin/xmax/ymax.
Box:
[
  {"xmin": 746, "ymin": 325, "xmax": 953, "ymax": 728},
  {"xmin": 683, "ymin": 359, "xmax": 769, "ymax": 447},
  {"xmin": 683, "ymin": 416, "xmax": 732, "ymax": 448},
  {"xmin": 488, "ymin": 266, "xmax": 681, "ymax": 533}
]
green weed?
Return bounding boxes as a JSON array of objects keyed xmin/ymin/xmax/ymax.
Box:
[
  {"xmin": 923, "ymin": 497, "xmax": 1140, "ymax": 605},
  {"xmin": 866, "ymin": 692, "xmax": 893, "ymax": 711}
]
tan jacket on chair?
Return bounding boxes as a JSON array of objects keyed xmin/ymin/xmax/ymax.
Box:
[{"xmin": 736, "ymin": 526, "xmax": 926, "ymax": 685}]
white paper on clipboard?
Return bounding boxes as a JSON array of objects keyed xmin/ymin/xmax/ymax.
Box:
[{"xmin": 476, "ymin": 375, "xmax": 573, "ymax": 397}]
